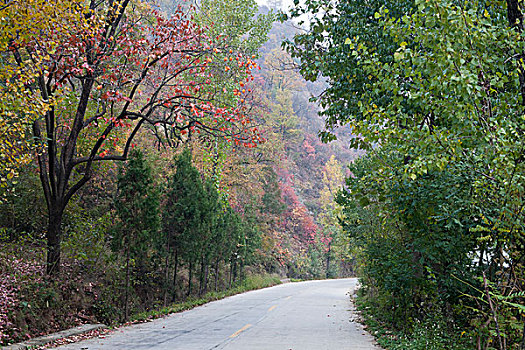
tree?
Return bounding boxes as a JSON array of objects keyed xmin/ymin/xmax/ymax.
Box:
[
  {"xmin": 288, "ymin": 0, "xmax": 524, "ymax": 346},
  {"xmin": 208, "ymin": 202, "xmax": 233, "ymax": 291},
  {"xmin": 198, "ymin": 0, "xmax": 274, "ymax": 56},
  {"xmin": 4, "ymin": 0, "xmax": 262, "ymax": 274},
  {"xmin": 281, "ymin": 0, "xmax": 414, "ymax": 143},
  {"xmin": 0, "ymin": 0, "xmax": 81, "ymax": 195},
  {"xmin": 163, "ymin": 149, "xmax": 203, "ymax": 296},
  {"xmin": 190, "ymin": 0, "xmax": 275, "ymax": 194},
  {"xmin": 198, "ymin": 178, "xmax": 221, "ymax": 295},
  {"xmin": 237, "ymin": 203, "xmax": 262, "ymax": 280},
  {"xmin": 113, "ymin": 149, "xmax": 160, "ymax": 321},
  {"xmin": 318, "ymin": 156, "xmax": 344, "ymax": 278}
]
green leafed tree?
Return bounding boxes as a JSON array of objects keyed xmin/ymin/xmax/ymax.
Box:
[
  {"xmin": 281, "ymin": 0, "xmax": 414, "ymax": 143},
  {"xmin": 113, "ymin": 149, "xmax": 160, "ymax": 321},
  {"xmin": 198, "ymin": 0, "xmax": 274, "ymax": 55},
  {"xmin": 163, "ymin": 149, "xmax": 205, "ymax": 297},
  {"xmin": 287, "ymin": 0, "xmax": 524, "ymax": 346},
  {"xmin": 198, "ymin": 178, "xmax": 221, "ymax": 295}
]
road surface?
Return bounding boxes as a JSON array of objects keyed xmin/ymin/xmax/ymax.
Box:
[{"xmin": 54, "ymin": 278, "xmax": 379, "ymax": 350}]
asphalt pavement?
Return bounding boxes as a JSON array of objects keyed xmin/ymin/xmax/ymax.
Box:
[{"xmin": 53, "ymin": 278, "xmax": 380, "ymax": 350}]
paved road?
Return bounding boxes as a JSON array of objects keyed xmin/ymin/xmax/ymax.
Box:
[{"xmin": 55, "ymin": 278, "xmax": 379, "ymax": 350}]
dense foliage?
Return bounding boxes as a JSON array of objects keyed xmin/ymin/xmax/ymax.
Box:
[{"xmin": 285, "ymin": 0, "xmax": 525, "ymax": 348}]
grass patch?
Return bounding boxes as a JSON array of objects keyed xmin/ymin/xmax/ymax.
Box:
[{"xmin": 131, "ymin": 274, "xmax": 281, "ymax": 323}]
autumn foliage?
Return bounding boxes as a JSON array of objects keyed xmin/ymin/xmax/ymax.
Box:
[
  {"xmin": 0, "ymin": 1, "xmax": 357, "ymax": 346},
  {"xmin": 2, "ymin": 0, "xmax": 266, "ymax": 274}
]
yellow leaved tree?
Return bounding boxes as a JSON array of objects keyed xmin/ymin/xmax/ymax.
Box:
[{"xmin": 0, "ymin": 0, "xmax": 86, "ymax": 196}]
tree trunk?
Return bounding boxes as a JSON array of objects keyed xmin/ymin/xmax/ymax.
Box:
[
  {"xmin": 124, "ymin": 240, "xmax": 131, "ymax": 322},
  {"xmin": 203, "ymin": 263, "xmax": 209, "ymax": 295},
  {"xmin": 239, "ymin": 260, "xmax": 244, "ymax": 281},
  {"xmin": 325, "ymin": 243, "xmax": 331, "ymax": 279},
  {"xmin": 172, "ymin": 248, "xmax": 179, "ymax": 302},
  {"xmin": 232, "ymin": 259, "xmax": 238, "ymax": 284},
  {"xmin": 507, "ymin": 0, "xmax": 524, "ymax": 30},
  {"xmin": 46, "ymin": 205, "xmax": 64, "ymax": 275},
  {"xmin": 163, "ymin": 239, "xmax": 170, "ymax": 307},
  {"xmin": 507, "ymin": 0, "xmax": 525, "ymax": 106},
  {"xmin": 199, "ymin": 255, "xmax": 206, "ymax": 296},
  {"xmin": 229, "ymin": 260, "xmax": 234, "ymax": 289},
  {"xmin": 214, "ymin": 259, "xmax": 220, "ymax": 292},
  {"xmin": 187, "ymin": 260, "xmax": 194, "ymax": 297}
]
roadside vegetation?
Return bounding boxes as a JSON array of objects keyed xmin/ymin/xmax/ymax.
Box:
[{"xmin": 284, "ymin": 0, "xmax": 525, "ymax": 348}]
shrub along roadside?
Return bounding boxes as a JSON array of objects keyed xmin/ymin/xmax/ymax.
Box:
[
  {"xmin": 284, "ymin": 0, "xmax": 525, "ymax": 347},
  {"xmin": 354, "ymin": 288, "xmax": 474, "ymax": 350}
]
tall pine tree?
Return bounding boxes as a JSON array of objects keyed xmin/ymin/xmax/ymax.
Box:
[{"xmin": 113, "ymin": 150, "xmax": 160, "ymax": 321}]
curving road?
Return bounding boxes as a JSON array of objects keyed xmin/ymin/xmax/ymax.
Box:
[{"xmin": 54, "ymin": 278, "xmax": 379, "ymax": 350}]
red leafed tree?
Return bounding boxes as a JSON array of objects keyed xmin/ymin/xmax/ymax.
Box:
[{"xmin": 7, "ymin": 0, "xmax": 261, "ymax": 274}]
